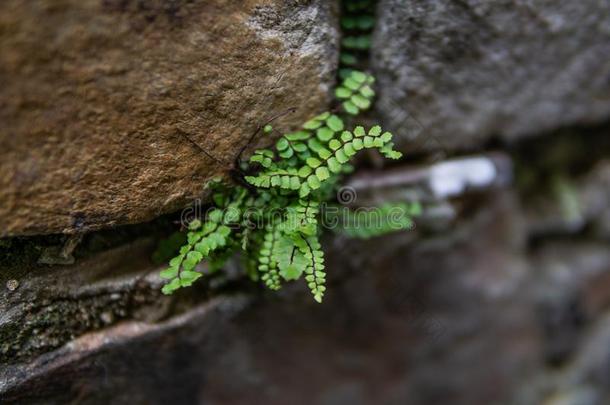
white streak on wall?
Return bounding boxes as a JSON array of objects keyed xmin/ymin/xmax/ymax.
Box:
[{"xmin": 428, "ymin": 157, "xmax": 498, "ymax": 199}]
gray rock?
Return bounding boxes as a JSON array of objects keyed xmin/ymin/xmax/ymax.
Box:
[
  {"xmin": 373, "ymin": 0, "xmax": 610, "ymax": 150},
  {"xmin": 0, "ymin": 191, "xmax": 543, "ymax": 405},
  {"xmin": 2, "ymin": 185, "xmax": 610, "ymax": 404}
]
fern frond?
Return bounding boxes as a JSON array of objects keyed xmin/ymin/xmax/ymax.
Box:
[
  {"xmin": 258, "ymin": 223, "xmax": 282, "ymax": 290},
  {"xmin": 334, "ymin": 70, "xmax": 375, "ymax": 115},
  {"xmin": 249, "ymin": 149, "xmax": 277, "ymax": 169},
  {"xmin": 328, "ymin": 202, "xmax": 422, "ymax": 239},
  {"xmin": 246, "ymin": 124, "xmax": 401, "ymax": 197},
  {"xmin": 160, "ymin": 208, "xmax": 233, "ymax": 294},
  {"xmin": 293, "ymin": 234, "xmax": 326, "ymax": 303}
]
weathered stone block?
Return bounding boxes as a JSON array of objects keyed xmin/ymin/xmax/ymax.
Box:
[
  {"xmin": 373, "ymin": 0, "xmax": 610, "ymax": 150},
  {"xmin": 0, "ymin": 0, "xmax": 339, "ymax": 236}
]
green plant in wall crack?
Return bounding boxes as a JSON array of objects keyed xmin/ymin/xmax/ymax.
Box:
[
  {"xmin": 160, "ymin": 72, "xmax": 411, "ymax": 302},
  {"xmin": 159, "ymin": 0, "xmax": 419, "ymax": 302}
]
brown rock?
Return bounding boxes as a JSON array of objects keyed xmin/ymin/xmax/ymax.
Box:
[{"xmin": 0, "ymin": 0, "xmax": 339, "ymax": 236}]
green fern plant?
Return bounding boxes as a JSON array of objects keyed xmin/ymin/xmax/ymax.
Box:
[{"xmin": 159, "ymin": 0, "xmax": 418, "ymax": 302}]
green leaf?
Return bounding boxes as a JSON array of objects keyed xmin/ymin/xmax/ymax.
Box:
[
  {"xmin": 279, "ymin": 148, "xmax": 294, "ymax": 158},
  {"xmin": 286, "ymin": 131, "xmax": 310, "ymax": 141},
  {"xmin": 209, "ymin": 232, "xmax": 226, "ymax": 248},
  {"xmin": 208, "ymin": 210, "xmax": 223, "ymax": 223},
  {"xmin": 181, "ymin": 270, "xmax": 202, "ymax": 282},
  {"xmin": 308, "ymin": 138, "xmax": 324, "ymax": 152},
  {"xmin": 276, "ymin": 138, "xmax": 289, "ymax": 150},
  {"xmin": 335, "ymin": 87, "xmax": 352, "ymax": 99},
  {"xmin": 183, "ymin": 251, "xmax": 203, "ymax": 270},
  {"xmin": 307, "ymin": 175, "xmax": 321, "ymax": 189},
  {"xmin": 356, "ymin": 15, "xmax": 375, "ymax": 29},
  {"xmin": 303, "ymin": 118, "xmax": 322, "ymax": 130},
  {"xmin": 307, "ymin": 157, "xmax": 322, "ymax": 168},
  {"xmin": 340, "ymin": 131, "xmax": 353, "ymax": 142},
  {"xmin": 281, "ymin": 176, "xmax": 291, "ymax": 189},
  {"xmin": 317, "ymin": 148, "xmax": 332, "ymax": 160},
  {"xmin": 351, "ymin": 71, "xmax": 367, "ymax": 83},
  {"xmin": 327, "ymin": 157, "xmax": 341, "ymax": 173},
  {"xmin": 314, "ymin": 112, "xmax": 330, "ymax": 121},
  {"xmin": 162, "ymin": 278, "xmax": 181, "ymax": 295},
  {"xmin": 351, "ymin": 94, "xmax": 370, "ymax": 109},
  {"xmin": 339, "ymin": 68, "xmax": 354, "ymax": 80},
  {"xmin": 352, "ymin": 138, "xmax": 364, "ymax": 150},
  {"xmin": 280, "ymin": 265, "xmax": 302, "ymax": 281},
  {"xmin": 359, "ymin": 85, "xmax": 375, "ymax": 98},
  {"xmin": 326, "ymin": 115, "xmax": 344, "ymax": 132},
  {"xmin": 315, "ymin": 167, "xmax": 330, "ymax": 181},
  {"xmin": 290, "ymin": 176, "xmax": 301, "ymax": 190},
  {"xmin": 169, "ymin": 256, "xmax": 183, "ymax": 268},
  {"xmin": 316, "ymin": 127, "xmax": 334, "ymax": 142},
  {"xmin": 344, "ymin": 77, "xmax": 360, "ymax": 90},
  {"xmin": 160, "ymin": 267, "xmax": 178, "ymax": 280},
  {"xmin": 341, "ymin": 16, "xmax": 356, "ymax": 29},
  {"xmin": 344, "ymin": 143, "xmax": 356, "ymax": 157},
  {"xmin": 335, "ymin": 149, "xmax": 349, "ymax": 164},
  {"xmin": 298, "ymin": 165, "xmax": 313, "ymax": 177},
  {"xmin": 293, "ymin": 142, "xmax": 308, "ymax": 152},
  {"xmin": 217, "ymin": 225, "xmax": 231, "ymax": 237},
  {"xmin": 340, "ymin": 53, "xmax": 358, "ymax": 66},
  {"xmin": 343, "ymin": 101, "xmax": 359, "ymax": 115},
  {"xmin": 194, "ymin": 240, "xmax": 210, "ymax": 256},
  {"xmin": 300, "ymin": 223, "xmax": 317, "ymax": 236},
  {"xmin": 353, "ymin": 126, "xmax": 366, "ymax": 137},
  {"xmin": 299, "ymin": 183, "xmax": 311, "ymax": 197},
  {"xmin": 329, "ymin": 139, "xmax": 342, "ymax": 151},
  {"xmin": 187, "ymin": 219, "xmax": 201, "ymax": 231},
  {"xmin": 368, "ymin": 125, "xmax": 382, "ymax": 136}
]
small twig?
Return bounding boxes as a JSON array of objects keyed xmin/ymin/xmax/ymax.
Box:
[
  {"xmin": 235, "ymin": 106, "xmax": 297, "ymax": 166},
  {"xmin": 178, "ymin": 131, "xmax": 229, "ymax": 167}
]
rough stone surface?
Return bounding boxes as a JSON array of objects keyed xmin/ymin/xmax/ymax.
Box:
[
  {"xmin": 0, "ymin": 0, "xmax": 339, "ymax": 236},
  {"xmin": 372, "ymin": 0, "xmax": 610, "ymax": 150},
  {"xmin": 0, "ymin": 237, "xmax": 169, "ymax": 365},
  {"xmin": 2, "ymin": 2, "xmax": 610, "ymax": 404},
  {"xmin": 3, "ymin": 182, "xmax": 610, "ymax": 404},
  {"xmin": 0, "ymin": 192, "xmax": 539, "ymax": 404}
]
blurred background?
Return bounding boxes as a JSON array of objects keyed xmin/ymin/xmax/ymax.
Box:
[{"xmin": 1, "ymin": 1, "xmax": 610, "ymax": 404}]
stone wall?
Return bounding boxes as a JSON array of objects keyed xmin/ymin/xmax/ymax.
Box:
[{"xmin": 2, "ymin": 1, "xmax": 610, "ymax": 404}]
